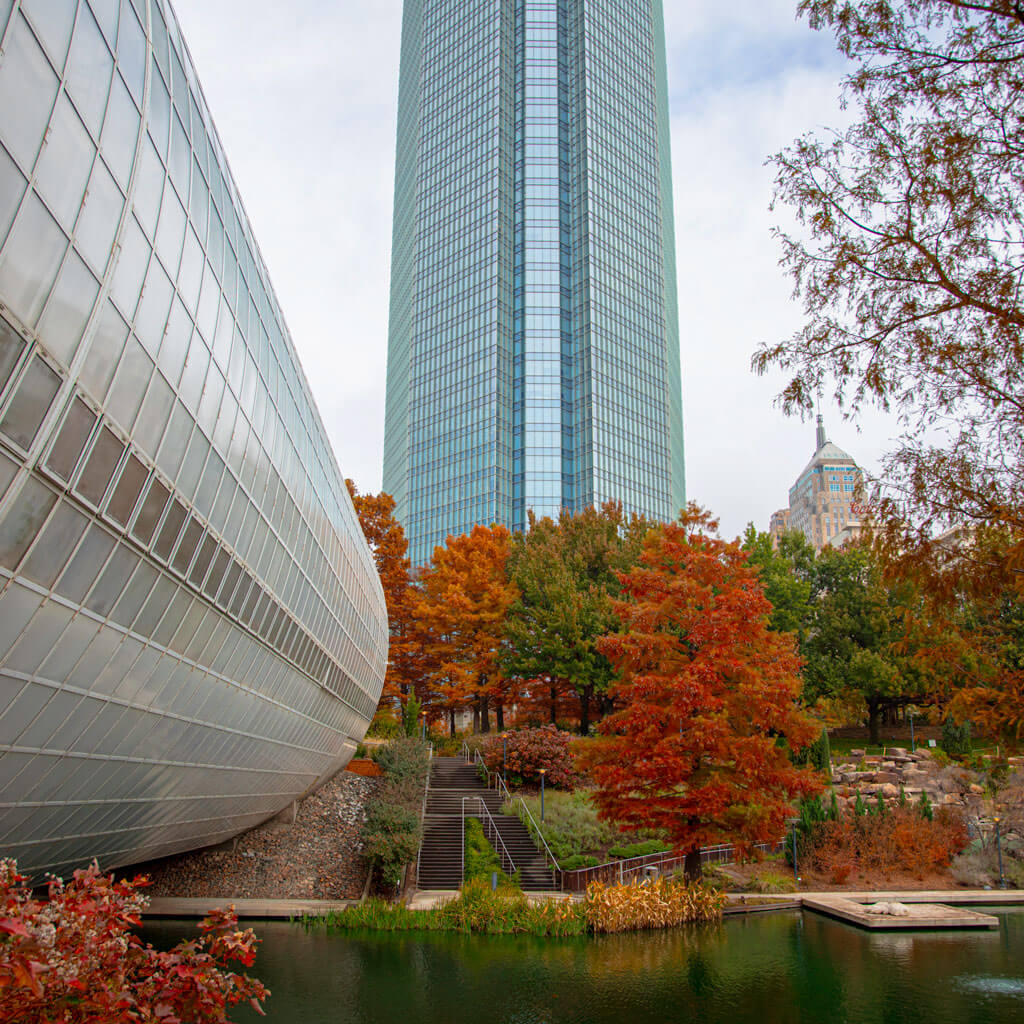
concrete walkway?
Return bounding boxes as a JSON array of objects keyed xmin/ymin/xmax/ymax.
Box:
[
  {"xmin": 145, "ymin": 889, "xmax": 1024, "ymax": 919},
  {"xmin": 146, "ymin": 897, "xmax": 358, "ymax": 919}
]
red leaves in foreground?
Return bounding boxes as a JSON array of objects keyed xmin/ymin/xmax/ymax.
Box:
[
  {"xmin": 0, "ymin": 860, "xmax": 268, "ymax": 1023},
  {"xmin": 583, "ymin": 508, "xmax": 823, "ymax": 860}
]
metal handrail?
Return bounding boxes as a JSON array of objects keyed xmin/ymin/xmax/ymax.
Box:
[
  {"xmin": 481, "ymin": 758, "xmax": 559, "ymax": 886},
  {"xmin": 508, "ymin": 794, "xmax": 559, "ymax": 886},
  {"xmin": 462, "ymin": 795, "xmax": 517, "ymax": 881},
  {"xmin": 558, "ymin": 839, "xmax": 788, "ymax": 892},
  {"xmin": 414, "ymin": 742, "xmax": 434, "ymax": 885}
]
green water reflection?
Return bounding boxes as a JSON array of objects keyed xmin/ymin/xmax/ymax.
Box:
[{"xmin": 144, "ymin": 909, "xmax": 1024, "ymax": 1024}]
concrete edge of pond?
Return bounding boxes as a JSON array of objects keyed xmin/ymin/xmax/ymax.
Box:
[{"xmin": 143, "ymin": 890, "xmax": 1024, "ymax": 920}]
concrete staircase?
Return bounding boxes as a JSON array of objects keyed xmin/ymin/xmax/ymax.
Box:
[{"xmin": 417, "ymin": 757, "xmax": 556, "ymax": 892}]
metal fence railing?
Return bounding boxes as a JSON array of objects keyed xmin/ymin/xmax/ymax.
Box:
[
  {"xmin": 414, "ymin": 743, "xmax": 434, "ymax": 886},
  {"xmin": 558, "ymin": 841, "xmax": 787, "ymax": 894}
]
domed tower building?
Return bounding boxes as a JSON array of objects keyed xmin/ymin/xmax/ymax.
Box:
[{"xmin": 785, "ymin": 417, "xmax": 864, "ymax": 551}]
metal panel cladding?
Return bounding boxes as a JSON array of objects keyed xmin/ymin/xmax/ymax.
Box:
[
  {"xmin": 0, "ymin": 0, "xmax": 388, "ymax": 879},
  {"xmin": 384, "ymin": 0, "xmax": 685, "ymax": 565}
]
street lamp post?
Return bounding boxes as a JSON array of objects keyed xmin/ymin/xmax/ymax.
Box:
[
  {"xmin": 501, "ymin": 732, "xmax": 509, "ymax": 788},
  {"xmin": 539, "ymin": 769, "xmax": 547, "ymax": 822},
  {"xmin": 994, "ymin": 816, "xmax": 1007, "ymax": 890}
]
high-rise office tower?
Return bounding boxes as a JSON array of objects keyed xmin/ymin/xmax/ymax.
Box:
[{"xmin": 384, "ymin": 0, "xmax": 685, "ymax": 564}]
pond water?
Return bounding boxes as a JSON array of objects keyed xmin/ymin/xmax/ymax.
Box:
[{"xmin": 144, "ymin": 909, "xmax": 1024, "ymax": 1024}]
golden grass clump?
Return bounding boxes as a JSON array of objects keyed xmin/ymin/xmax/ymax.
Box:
[{"xmin": 584, "ymin": 877, "xmax": 725, "ymax": 934}]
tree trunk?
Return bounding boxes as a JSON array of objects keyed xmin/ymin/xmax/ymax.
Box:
[
  {"xmin": 550, "ymin": 684, "xmax": 558, "ymax": 725},
  {"xmin": 579, "ymin": 686, "xmax": 593, "ymax": 737},
  {"xmin": 867, "ymin": 698, "xmax": 881, "ymax": 746},
  {"xmin": 472, "ymin": 701, "xmax": 481, "ymax": 734},
  {"xmin": 448, "ymin": 709, "xmax": 456, "ymax": 738},
  {"xmin": 495, "ymin": 701, "xmax": 505, "ymax": 731},
  {"xmin": 481, "ymin": 694, "xmax": 491, "ymax": 734},
  {"xmin": 684, "ymin": 848, "xmax": 703, "ymax": 883}
]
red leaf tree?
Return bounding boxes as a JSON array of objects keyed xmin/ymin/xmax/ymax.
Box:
[
  {"xmin": 346, "ymin": 481, "xmax": 424, "ymax": 710},
  {"xmin": 0, "ymin": 860, "xmax": 268, "ymax": 1023},
  {"xmin": 584, "ymin": 508, "xmax": 823, "ymax": 878}
]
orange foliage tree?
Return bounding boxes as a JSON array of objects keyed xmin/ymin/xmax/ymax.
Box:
[
  {"xmin": 584, "ymin": 508, "xmax": 823, "ymax": 878},
  {"xmin": 416, "ymin": 525, "xmax": 520, "ymax": 734},
  {"xmin": 346, "ymin": 482, "xmax": 423, "ymax": 710}
]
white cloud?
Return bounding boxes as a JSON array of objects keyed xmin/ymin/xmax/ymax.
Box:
[{"xmin": 169, "ymin": 0, "xmax": 898, "ymax": 541}]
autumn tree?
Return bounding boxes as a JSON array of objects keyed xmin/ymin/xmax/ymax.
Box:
[
  {"xmin": 503, "ymin": 504, "xmax": 652, "ymax": 735},
  {"xmin": 583, "ymin": 508, "xmax": 822, "ymax": 879},
  {"xmin": 416, "ymin": 525, "xmax": 519, "ymax": 735},
  {"xmin": 346, "ymin": 481, "xmax": 423, "ymax": 709},
  {"xmin": 759, "ymin": 1, "xmax": 1024, "ymax": 566}
]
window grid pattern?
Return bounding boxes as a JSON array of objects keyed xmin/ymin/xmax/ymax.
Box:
[
  {"xmin": 384, "ymin": 0, "xmax": 685, "ymax": 564},
  {"xmin": 0, "ymin": 0, "xmax": 388, "ymax": 880}
]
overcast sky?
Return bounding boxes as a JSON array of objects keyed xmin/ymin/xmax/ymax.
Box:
[{"xmin": 169, "ymin": 0, "xmax": 897, "ymax": 542}]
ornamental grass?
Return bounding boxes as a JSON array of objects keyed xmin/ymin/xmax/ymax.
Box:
[{"xmin": 584, "ymin": 877, "xmax": 725, "ymax": 934}]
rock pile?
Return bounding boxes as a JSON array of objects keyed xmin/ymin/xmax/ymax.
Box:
[
  {"xmin": 143, "ymin": 769, "xmax": 381, "ymax": 901},
  {"xmin": 831, "ymin": 748, "xmax": 1024, "ymax": 825}
]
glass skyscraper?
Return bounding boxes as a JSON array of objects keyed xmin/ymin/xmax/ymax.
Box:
[{"xmin": 384, "ymin": 0, "xmax": 686, "ymax": 565}]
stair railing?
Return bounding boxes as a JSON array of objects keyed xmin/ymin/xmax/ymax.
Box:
[
  {"xmin": 414, "ymin": 743, "xmax": 434, "ymax": 887},
  {"xmin": 462, "ymin": 795, "xmax": 517, "ymax": 882},
  {"xmin": 482, "ymin": 762, "xmax": 560, "ymax": 889}
]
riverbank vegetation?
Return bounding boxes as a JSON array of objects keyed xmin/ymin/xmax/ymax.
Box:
[{"xmin": 308, "ymin": 877, "xmax": 724, "ymax": 937}]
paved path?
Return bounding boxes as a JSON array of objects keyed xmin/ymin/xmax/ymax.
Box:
[
  {"xmin": 146, "ymin": 897, "xmax": 358, "ymax": 919},
  {"xmin": 727, "ymin": 890, "xmax": 1024, "ymax": 906},
  {"xmin": 145, "ymin": 889, "xmax": 1024, "ymax": 919}
]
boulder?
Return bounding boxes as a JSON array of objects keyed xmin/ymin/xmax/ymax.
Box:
[{"xmin": 874, "ymin": 772, "xmax": 901, "ymax": 785}]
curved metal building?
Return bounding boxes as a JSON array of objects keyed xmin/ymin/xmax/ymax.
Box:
[{"xmin": 0, "ymin": 0, "xmax": 388, "ymax": 879}]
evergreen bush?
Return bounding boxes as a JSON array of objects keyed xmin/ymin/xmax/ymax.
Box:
[{"xmin": 941, "ymin": 717, "xmax": 973, "ymax": 758}]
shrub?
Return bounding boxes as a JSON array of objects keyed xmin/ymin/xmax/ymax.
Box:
[
  {"xmin": 482, "ymin": 725, "xmax": 576, "ymax": 789},
  {"xmin": 791, "ymin": 730, "xmax": 833, "ymax": 781},
  {"xmin": 0, "ymin": 861, "xmax": 267, "ymax": 1022},
  {"xmin": 608, "ymin": 839, "xmax": 671, "ymax": 860},
  {"xmin": 506, "ymin": 790, "xmax": 620, "ymax": 861},
  {"xmin": 371, "ymin": 737, "xmax": 430, "ymax": 782},
  {"xmin": 807, "ymin": 805, "xmax": 968, "ymax": 878},
  {"xmin": 558, "ymin": 855, "xmax": 600, "ymax": 872},
  {"xmin": 464, "ymin": 818, "xmax": 514, "ymax": 886},
  {"xmin": 366, "ymin": 707, "xmax": 403, "ymax": 739},
  {"xmin": 362, "ymin": 738, "xmax": 430, "ymax": 889},
  {"xmin": 941, "ymin": 717, "xmax": 973, "ymax": 758},
  {"xmin": 355, "ymin": 741, "xmax": 368, "ymax": 759}
]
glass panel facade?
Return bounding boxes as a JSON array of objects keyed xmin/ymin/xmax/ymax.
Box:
[
  {"xmin": 384, "ymin": 0, "xmax": 686, "ymax": 564},
  {"xmin": 0, "ymin": 0, "xmax": 387, "ymax": 881}
]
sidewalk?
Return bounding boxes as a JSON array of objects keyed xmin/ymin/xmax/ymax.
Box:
[
  {"xmin": 144, "ymin": 888, "xmax": 1024, "ymax": 919},
  {"xmin": 146, "ymin": 897, "xmax": 358, "ymax": 919}
]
